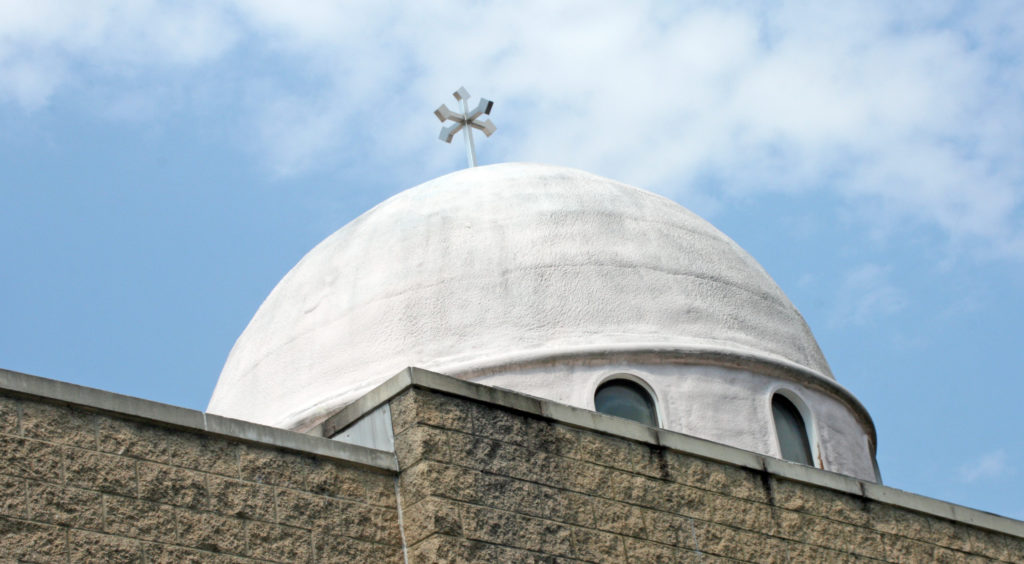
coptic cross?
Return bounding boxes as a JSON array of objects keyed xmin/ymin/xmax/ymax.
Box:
[{"xmin": 434, "ymin": 87, "xmax": 496, "ymax": 167}]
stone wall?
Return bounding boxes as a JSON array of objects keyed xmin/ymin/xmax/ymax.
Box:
[
  {"xmin": 391, "ymin": 387, "xmax": 1024, "ymax": 563},
  {"xmin": 0, "ymin": 391, "xmax": 402, "ymax": 563}
]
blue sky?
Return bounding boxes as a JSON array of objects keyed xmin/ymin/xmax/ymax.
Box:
[{"xmin": 2, "ymin": 1, "xmax": 1022, "ymax": 520}]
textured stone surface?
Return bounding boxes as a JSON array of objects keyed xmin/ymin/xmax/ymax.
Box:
[
  {"xmin": 2, "ymin": 385, "xmax": 1021, "ymax": 563},
  {"xmin": 0, "ymin": 393, "xmax": 401, "ymax": 563},
  {"xmin": 391, "ymin": 389, "xmax": 1023, "ymax": 564}
]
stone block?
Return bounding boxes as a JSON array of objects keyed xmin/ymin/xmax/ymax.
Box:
[
  {"xmin": 239, "ymin": 444, "xmax": 310, "ymax": 489},
  {"xmin": 337, "ymin": 499, "xmax": 402, "ymax": 545},
  {"xmin": 694, "ymin": 521, "xmax": 785, "ymax": 564},
  {"xmin": 576, "ymin": 430, "xmax": 671, "ymax": 480},
  {"xmin": 246, "ymin": 520, "xmax": 312, "ymax": 562},
  {"xmin": 98, "ymin": 417, "xmax": 239, "ymax": 477},
  {"xmin": 143, "ymin": 543, "xmax": 247, "ymax": 564},
  {"xmin": 461, "ymin": 503, "xmax": 573, "ymax": 556},
  {"xmin": 207, "ymin": 475, "xmax": 275, "ymax": 521},
  {"xmin": 394, "ymin": 424, "xmax": 451, "ymax": 468},
  {"xmin": 933, "ymin": 546, "xmax": 989, "ymax": 564},
  {"xmin": 362, "ymin": 469, "xmax": 397, "ymax": 507},
  {"xmin": 177, "ymin": 507, "xmax": 247, "ymax": 555},
  {"xmin": 0, "ymin": 435, "xmax": 62, "ymax": 483},
  {"xmin": 705, "ymin": 491, "xmax": 775, "ymax": 533},
  {"xmin": 20, "ymin": 400, "xmax": 97, "ymax": 449},
  {"xmin": 69, "ymin": 529, "xmax": 144, "ymax": 563},
  {"xmin": 389, "ymin": 389, "xmax": 474, "ymax": 436},
  {"xmin": 409, "ymin": 533, "xmax": 566, "ymax": 564},
  {"xmin": 65, "ymin": 447, "xmax": 137, "ymax": 496},
  {"xmin": 138, "ymin": 461, "xmax": 208, "ymax": 509},
  {"xmin": 774, "ymin": 508, "xmax": 885, "ymax": 560},
  {"xmin": 398, "ymin": 460, "xmax": 471, "ymax": 507},
  {"xmin": 0, "ymin": 515, "xmax": 68, "ymax": 562},
  {"xmin": 640, "ymin": 508, "xmax": 697, "ymax": 548},
  {"xmin": 276, "ymin": 487, "xmax": 340, "ymax": 529},
  {"xmin": 306, "ymin": 457, "xmax": 371, "ymax": 502},
  {"xmin": 103, "ymin": 496, "xmax": 176, "ymax": 543},
  {"xmin": 590, "ymin": 498, "xmax": 648, "ymax": 538},
  {"xmin": 27, "ymin": 482, "xmax": 103, "ymax": 530},
  {"xmin": 623, "ymin": 537, "xmax": 702, "ymax": 563},
  {"xmin": 314, "ymin": 532, "xmax": 405, "ymax": 563},
  {"xmin": 772, "ymin": 477, "xmax": 869, "ymax": 527},
  {"xmin": 572, "ymin": 526, "xmax": 626, "ymax": 563},
  {"xmin": 402, "ymin": 495, "xmax": 463, "ymax": 545},
  {"xmin": 667, "ymin": 451, "xmax": 769, "ymax": 504},
  {"xmin": 0, "ymin": 475, "xmax": 26, "ymax": 518},
  {"xmin": 867, "ymin": 500, "xmax": 932, "ymax": 539},
  {"xmin": 0, "ymin": 395, "xmax": 18, "ymax": 435}
]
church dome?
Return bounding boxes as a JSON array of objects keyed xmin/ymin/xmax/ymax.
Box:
[{"xmin": 209, "ymin": 163, "xmax": 842, "ymax": 431}]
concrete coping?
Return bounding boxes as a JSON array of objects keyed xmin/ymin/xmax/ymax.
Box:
[
  {"xmin": 322, "ymin": 367, "xmax": 1024, "ymax": 540},
  {"xmin": 0, "ymin": 368, "xmax": 398, "ymax": 472}
]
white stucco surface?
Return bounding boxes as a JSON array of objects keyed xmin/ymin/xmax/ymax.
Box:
[{"xmin": 208, "ymin": 163, "xmax": 870, "ymax": 471}]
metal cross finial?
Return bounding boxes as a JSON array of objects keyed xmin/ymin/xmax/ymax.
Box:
[{"xmin": 434, "ymin": 87, "xmax": 496, "ymax": 167}]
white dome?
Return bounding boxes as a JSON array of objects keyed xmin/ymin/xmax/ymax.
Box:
[{"xmin": 209, "ymin": 163, "xmax": 843, "ymax": 431}]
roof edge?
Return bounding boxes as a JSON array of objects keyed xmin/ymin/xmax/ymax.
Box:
[{"xmin": 321, "ymin": 367, "xmax": 1023, "ymax": 540}]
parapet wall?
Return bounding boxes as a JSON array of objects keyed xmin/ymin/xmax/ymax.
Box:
[
  {"xmin": 0, "ymin": 369, "xmax": 402, "ymax": 563},
  {"xmin": 2, "ymin": 366, "xmax": 1023, "ymax": 562},
  {"xmin": 367, "ymin": 369, "xmax": 1023, "ymax": 563}
]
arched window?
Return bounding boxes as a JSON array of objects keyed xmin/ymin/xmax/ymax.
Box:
[
  {"xmin": 595, "ymin": 379, "xmax": 658, "ymax": 426},
  {"xmin": 772, "ymin": 393, "xmax": 814, "ymax": 466}
]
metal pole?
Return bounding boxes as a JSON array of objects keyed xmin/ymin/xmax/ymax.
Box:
[{"xmin": 460, "ymin": 97, "xmax": 477, "ymax": 167}]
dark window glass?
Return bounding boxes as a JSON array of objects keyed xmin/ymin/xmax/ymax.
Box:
[
  {"xmin": 595, "ymin": 379, "xmax": 657, "ymax": 426},
  {"xmin": 772, "ymin": 394, "xmax": 813, "ymax": 465}
]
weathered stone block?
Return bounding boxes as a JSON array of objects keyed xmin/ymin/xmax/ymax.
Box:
[
  {"xmin": 772, "ymin": 477, "xmax": 869, "ymax": 527},
  {"xmin": 21, "ymin": 401, "xmax": 97, "ymax": 449},
  {"xmin": 306, "ymin": 457, "xmax": 371, "ymax": 502},
  {"xmin": 239, "ymin": 444, "xmax": 310, "ymax": 489},
  {"xmin": 276, "ymin": 487, "xmax": 340, "ymax": 529},
  {"xmin": 576, "ymin": 430, "xmax": 670, "ymax": 480},
  {"xmin": 0, "ymin": 435, "xmax": 62, "ymax": 482},
  {"xmin": 103, "ymin": 496, "xmax": 176, "ymax": 543},
  {"xmin": 694, "ymin": 521, "xmax": 785, "ymax": 564},
  {"xmin": 882, "ymin": 532, "xmax": 939, "ymax": 562},
  {"xmin": 337, "ymin": 499, "xmax": 402, "ymax": 545},
  {"xmin": 207, "ymin": 475, "xmax": 275, "ymax": 521},
  {"xmin": 402, "ymin": 495, "xmax": 462, "ymax": 545},
  {"xmin": 409, "ymin": 533, "xmax": 565, "ymax": 564},
  {"xmin": 640, "ymin": 508, "xmax": 697, "ymax": 548},
  {"xmin": 389, "ymin": 389, "xmax": 474, "ymax": 436},
  {"xmin": 667, "ymin": 451, "xmax": 769, "ymax": 504},
  {"xmin": 138, "ymin": 461, "xmax": 208, "ymax": 509},
  {"xmin": 623, "ymin": 537, "xmax": 702, "ymax": 563},
  {"xmin": 363, "ymin": 469, "xmax": 397, "ymax": 507},
  {"xmin": 461, "ymin": 503, "xmax": 573, "ymax": 556},
  {"xmin": 65, "ymin": 447, "xmax": 137, "ymax": 496},
  {"xmin": 177, "ymin": 507, "xmax": 247, "ymax": 555},
  {"xmin": 27, "ymin": 482, "xmax": 103, "ymax": 530},
  {"xmin": 314, "ymin": 532, "xmax": 405, "ymax": 563},
  {"xmin": 246, "ymin": 520, "xmax": 312, "ymax": 562},
  {"xmin": 143, "ymin": 543, "xmax": 248, "ymax": 564},
  {"xmin": 394, "ymin": 424, "xmax": 451, "ymax": 468},
  {"xmin": 0, "ymin": 395, "xmax": 18, "ymax": 435},
  {"xmin": 705, "ymin": 491, "xmax": 775, "ymax": 533},
  {"xmin": 0, "ymin": 515, "xmax": 67, "ymax": 562},
  {"xmin": 98, "ymin": 418, "xmax": 239, "ymax": 477},
  {"xmin": 571, "ymin": 526, "xmax": 626, "ymax": 563},
  {"xmin": 0, "ymin": 474, "xmax": 26, "ymax": 519},
  {"xmin": 69, "ymin": 529, "xmax": 144, "ymax": 563},
  {"xmin": 774, "ymin": 508, "xmax": 885, "ymax": 560},
  {"xmin": 398, "ymin": 460, "xmax": 471, "ymax": 507},
  {"xmin": 590, "ymin": 498, "xmax": 648, "ymax": 538}
]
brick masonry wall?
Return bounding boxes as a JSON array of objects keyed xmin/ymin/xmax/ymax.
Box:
[
  {"xmin": 0, "ymin": 392, "xmax": 403, "ymax": 563},
  {"xmin": 391, "ymin": 387, "xmax": 1024, "ymax": 563}
]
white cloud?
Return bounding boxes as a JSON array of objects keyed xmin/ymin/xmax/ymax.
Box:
[
  {"xmin": 960, "ymin": 449, "xmax": 1012, "ymax": 484},
  {"xmin": 2, "ymin": 1, "xmax": 1023, "ymax": 259},
  {"xmin": 830, "ymin": 264, "xmax": 907, "ymax": 327}
]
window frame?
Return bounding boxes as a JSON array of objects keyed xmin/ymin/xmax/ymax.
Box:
[
  {"xmin": 768, "ymin": 388, "xmax": 819, "ymax": 468},
  {"xmin": 591, "ymin": 373, "xmax": 661, "ymax": 427}
]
